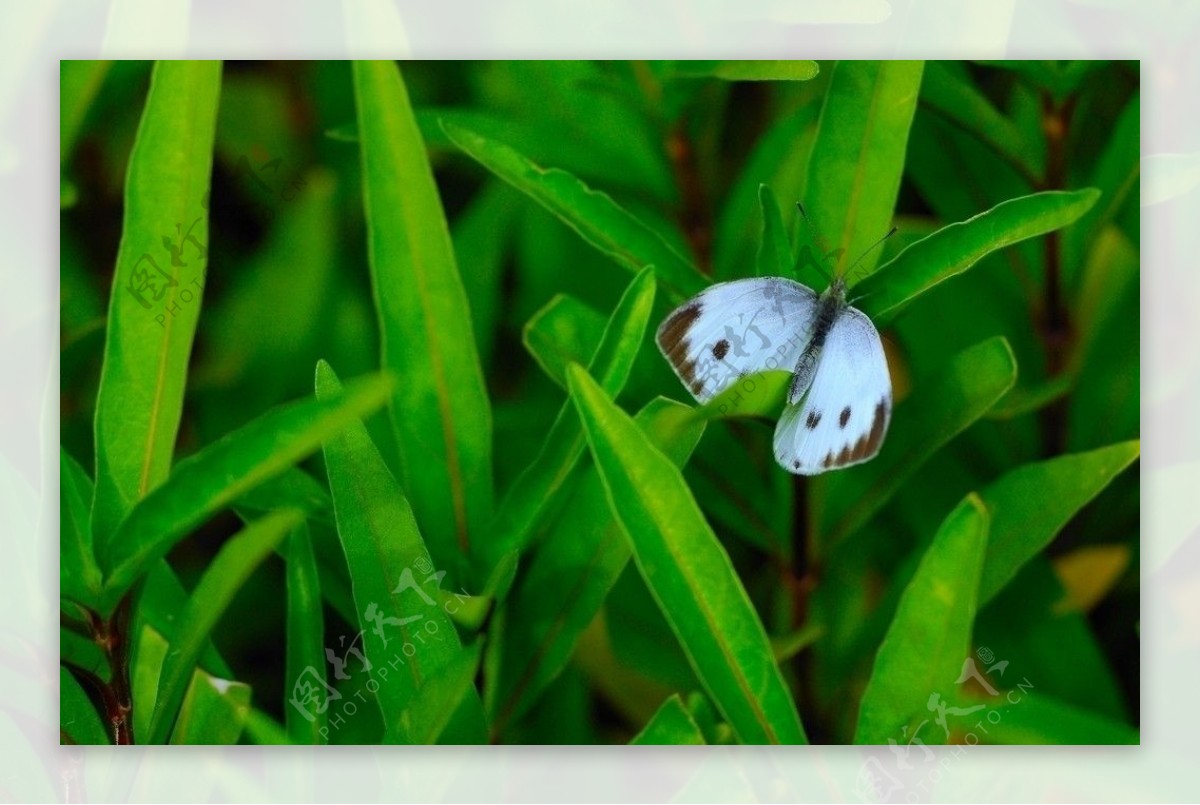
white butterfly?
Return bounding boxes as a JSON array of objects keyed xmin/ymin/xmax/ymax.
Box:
[{"xmin": 656, "ymin": 275, "xmax": 891, "ymax": 475}]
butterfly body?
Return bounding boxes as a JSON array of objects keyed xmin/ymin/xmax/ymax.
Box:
[{"xmin": 656, "ymin": 275, "xmax": 891, "ymax": 475}]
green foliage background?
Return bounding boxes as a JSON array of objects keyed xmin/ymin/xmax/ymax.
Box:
[{"xmin": 60, "ymin": 59, "xmax": 1139, "ymax": 745}]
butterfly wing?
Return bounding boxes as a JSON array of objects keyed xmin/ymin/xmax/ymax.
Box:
[
  {"xmin": 656, "ymin": 277, "xmax": 820, "ymax": 403},
  {"xmin": 773, "ymin": 305, "xmax": 891, "ymax": 475}
]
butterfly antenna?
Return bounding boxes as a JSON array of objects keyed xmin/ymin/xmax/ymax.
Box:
[
  {"xmin": 843, "ymin": 226, "xmax": 899, "ymax": 285},
  {"xmin": 795, "ymin": 202, "xmax": 833, "ymax": 283}
]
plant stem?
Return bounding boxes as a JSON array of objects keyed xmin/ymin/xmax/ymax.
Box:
[
  {"xmin": 1037, "ymin": 92, "xmax": 1075, "ymax": 456},
  {"xmin": 666, "ymin": 125, "xmax": 712, "ymax": 273},
  {"xmin": 84, "ymin": 595, "xmax": 136, "ymax": 744}
]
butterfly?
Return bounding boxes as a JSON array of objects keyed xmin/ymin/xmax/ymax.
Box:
[{"xmin": 656, "ymin": 274, "xmax": 891, "ymax": 475}]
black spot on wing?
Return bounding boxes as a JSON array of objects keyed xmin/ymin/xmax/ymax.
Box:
[
  {"xmin": 839, "ymin": 406, "xmax": 852, "ymax": 428},
  {"xmin": 712, "ymin": 339, "xmax": 730, "ymax": 360},
  {"xmin": 806, "ymin": 410, "xmax": 821, "ymax": 430}
]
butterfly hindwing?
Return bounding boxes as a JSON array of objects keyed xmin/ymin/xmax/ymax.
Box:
[
  {"xmin": 656, "ymin": 277, "xmax": 820, "ymax": 403},
  {"xmin": 773, "ymin": 305, "xmax": 892, "ymax": 475}
]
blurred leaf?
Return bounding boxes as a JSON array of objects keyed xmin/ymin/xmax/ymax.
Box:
[
  {"xmin": 91, "ymin": 60, "xmax": 222, "ymax": 545},
  {"xmin": 61, "ymin": 448, "xmax": 102, "ymax": 607},
  {"xmin": 60, "ymin": 60, "xmax": 112, "ymax": 163},
  {"xmin": 393, "ymin": 641, "xmax": 483, "ymax": 745},
  {"xmin": 488, "ymin": 398, "xmax": 704, "ymax": 734},
  {"xmin": 60, "ymin": 667, "xmax": 108, "ymax": 745},
  {"xmin": 453, "ymin": 180, "xmax": 519, "ymax": 367},
  {"xmin": 353, "ymin": 60, "xmax": 494, "ymax": 577},
  {"xmin": 631, "ymin": 694, "xmax": 707, "ymax": 745},
  {"xmin": 714, "ymin": 99, "xmax": 820, "ymax": 281},
  {"xmin": 976, "ymin": 60, "xmax": 1101, "ymax": 102},
  {"xmin": 315, "ymin": 360, "xmax": 486, "ymax": 745},
  {"xmin": 442, "ymin": 119, "xmax": 706, "ymax": 299},
  {"xmin": 800, "ymin": 60, "xmax": 923, "ymax": 283},
  {"xmin": 856, "ymin": 189, "xmax": 1100, "ymax": 324},
  {"xmin": 756, "ymin": 184, "xmax": 792, "ymax": 278},
  {"xmin": 855, "ymin": 494, "xmax": 989, "ymax": 744},
  {"xmin": 821, "ymin": 337, "xmax": 1017, "ymax": 547},
  {"xmin": 1064, "ymin": 94, "xmax": 1139, "ymax": 287},
  {"xmin": 976, "ymin": 558, "xmax": 1128, "ymax": 721},
  {"xmin": 974, "ymin": 692, "xmax": 1137, "ymax": 744},
  {"xmin": 97, "ymin": 373, "xmax": 394, "ymax": 613},
  {"xmin": 487, "ymin": 267, "xmax": 656, "ymax": 568},
  {"xmin": 665, "ymin": 60, "xmax": 819, "ymax": 82},
  {"xmin": 138, "ymin": 560, "xmax": 234, "ymax": 679},
  {"xmin": 522, "ymin": 295, "xmax": 607, "ymax": 388},
  {"xmin": 285, "ymin": 523, "xmax": 326, "ymax": 744},
  {"xmin": 170, "ymin": 671, "xmax": 252, "ymax": 745},
  {"xmin": 149, "ymin": 509, "xmax": 302, "ymax": 744},
  {"xmin": 244, "ymin": 708, "xmax": 291, "ymax": 745},
  {"xmin": 234, "ymin": 467, "xmax": 333, "ymax": 526},
  {"xmin": 977, "ymin": 441, "xmax": 1140, "ymax": 605},
  {"xmin": 988, "ymin": 374, "xmax": 1073, "ymax": 420},
  {"xmin": 772, "ymin": 623, "xmax": 824, "ymax": 663},
  {"xmin": 568, "ymin": 365, "xmax": 806, "ymax": 744},
  {"xmin": 132, "ymin": 625, "xmax": 168, "ymax": 741},
  {"xmin": 920, "ymin": 60, "xmax": 1042, "ymax": 183}
]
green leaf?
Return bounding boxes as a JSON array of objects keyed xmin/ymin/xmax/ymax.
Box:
[
  {"xmin": 1064, "ymin": 94, "xmax": 1140, "ymax": 287},
  {"xmin": 755, "ymin": 184, "xmax": 793, "ymax": 278},
  {"xmin": 854, "ymin": 494, "xmax": 990, "ymax": 744},
  {"xmin": 392, "ymin": 641, "xmax": 484, "ymax": 745},
  {"xmin": 149, "ymin": 509, "xmax": 302, "ymax": 744},
  {"xmin": 567, "ymin": 365, "xmax": 806, "ymax": 744},
  {"xmin": 978, "ymin": 441, "xmax": 1140, "ymax": 605},
  {"xmin": 61, "ymin": 448, "xmax": 102, "ymax": 606},
  {"xmin": 442, "ymin": 120, "xmax": 707, "ymax": 299},
  {"xmin": 487, "ymin": 398, "xmax": 705, "ymax": 734},
  {"xmin": 821, "ymin": 337, "xmax": 1018, "ymax": 546},
  {"xmin": 315, "ymin": 360, "xmax": 486, "ymax": 745},
  {"xmin": 92, "ymin": 60, "xmax": 222, "ymax": 545},
  {"xmin": 855, "ymin": 189, "xmax": 1101, "ymax": 325},
  {"xmin": 522, "ymin": 295, "xmax": 607, "ymax": 389},
  {"xmin": 285, "ymin": 523, "xmax": 326, "ymax": 744},
  {"xmin": 919, "ymin": 60, "xmax": 1042, "ymax": 184},
  {"xmin": 972, "ymin": 692, "xmax": 1138, "ymax": 745},
  {"xmin": 666, "ymin": 60, "xmax": 820, "ymax": 82},
  {"xmin": 97, "ymin": 372, "xmax": 394, "ymax": 613},
  {"xmin": 486, "ymin": 267, "xmax": 657, "ymax": 567},
  {"xmin": 244, "ymin": 708, "xmax": 291, "ymax": 745},
  {"xmin": 60, "ymin": 60, "xmax": 112, "ymax": 164},
  {"xmin": 631, "ymin": 694, "xmax": 707, "ymax": 745},
  {"xmin": 170, "ymin": 671, "xmax": 252, "ymax": 745},
  {"xmin": 60, "ymin": 667, "xmax": 108, "ymax": 745},
  {"xmin": 353, "ymin": 60, "xmax": 494, "ymax": 575},
  {"xmin": 800, "ymin": 60, "xmax": 923, "ymax": 284}
]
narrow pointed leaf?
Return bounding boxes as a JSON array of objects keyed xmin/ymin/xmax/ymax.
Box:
[
  {"xmin": 353, "ymin": 60, "xmax": 493, "ymax": 573},
  {"xmin": 443, "ymin": 120, "xmax": 706, "ymax": 299},
  {"xmin": 522, "ymin": 295, "xmax": 607, "ymax": 389},
  {"xmin": 392, "ymin": 642, "xmax": 483, "ymax": 745},
  {"xmin": 487, "ymin": 267, "xmax": 656, "ymax": 566},
  {"xmin": 316, "ymin": 360, "xmax": 486, "ymax": 744},
  {"xmin": 92, "ymin": 60, "xmax": 222, "ymax": 545},
  {"xmin": 755, "ymin": 184, "xmax": 792, "ymax": 278},
  {"xmin": 631, "ymin": 694, "xmax": 706, "ymax": 745},
  {"xmin": 285, "ymin": 523, "xmax": 326, "ymax": 744},
  {"xmin": 60, "ymin": 60, "xmax": 112, "ymax": 164},
  {"xmin": 800, "ymin": 60, "xmax": 923, "ymax": 284},
  {"xmin": 567, "ymin": 365, "xmax": 806, "ymax": 744},
  {"xmin": 856, "ymin": 189, "xmax": 1101, "ymax": 324},
  {"xmin": 60, "ymin": 667, "xmax": 108, "ymax": 745},
  {"xmin": 149, "ymin": 509, "xmax": 302, "ymax": 744},
  {"xmin": 170, "ymin": 672, "xmax": 252, "ymax": 745},
  {"xmin": 978, "ymin": 440, "xmax": 1140, "ymax": 605},
  {"xmin": 488, "ymin": 398, "xmax": 704, "ymax": 733},
  {"xmin": 98, "ymin": 373, "xmax": 394, "ymax": 613},
  {"xmin": 855, "ymin": 494, "xmax": 989, "ymax": 745},
  {"xmin": 61, "ymin": 448, "xmax": 102, "ymax": 606}
]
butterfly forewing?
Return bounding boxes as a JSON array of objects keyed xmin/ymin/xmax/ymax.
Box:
[
  {"xmin": 655, "ymin": 277, "xmax": 820, "ymax": 403},
  {"xmin": 773, "ymin": 305, "xmax": 892, "ymax": 475}
]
